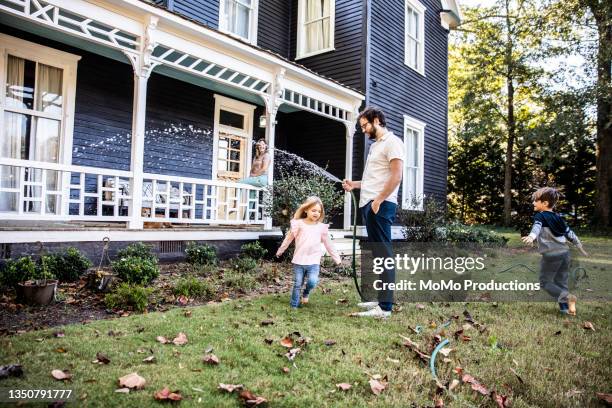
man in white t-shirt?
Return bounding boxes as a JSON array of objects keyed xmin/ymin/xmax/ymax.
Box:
[{"xmin": 343, "ymin": 107, "xmax": 404, "ymax": 317}]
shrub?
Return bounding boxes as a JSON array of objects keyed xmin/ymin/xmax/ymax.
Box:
[
  {"xmin": 263, "ymin": 171, "xmax": 344, "ymax": 234},
  {"xmin": 442, "ymin": 223, "xmax": 508, "ymax": 246},
  {"xmin": 191, "ymin": 263, "xmax": 218, "ymax": 277},
  {"xmin": 111, "ymin": 256, "xmax": 159, "ymax": 284},
  {"xmin": 117, "ymin": 242, "xmax": 157, "ymax": 263},
  {"xmin": 240, "ymin": 241, "xmax": 267, "ymax": 260},
  {"xmin": 229, "ymin": 257, "xmax": 258, "ymax": 273},
  {"xmin": 104, "ymin": 283, "xmax": 154, "ymax": 312},
  {"xmin": 396, "ymin": 196, "xmax": 446, "ymax": 242},
  {"xmin": 173, "ymin": 275, "xmax": 216, "ymax": 299},
  {"xmin": 185, "ymin": 242, "xmax": 217, "ymax": 265},
  {"xmin": 1, "ymin": 256, "xmax": 36, "ymax": 287},
  {"xmin": 223, "ymin": 270, "xmax": 259, "ymax": 292},
  {"xmin": 45, "ymin": 247, "xmax": 92, "ymax": 282}
]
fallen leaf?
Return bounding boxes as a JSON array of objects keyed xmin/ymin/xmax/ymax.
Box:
[
  {"xmin": 596, "ymin": 393, "xmax": 612, "ymax": 404},
  {"xmin": 565, "ymin": 389, "xmax": 584, "ymax": 398},
  {"xmin": 336, "ymin": 298, "xmax": 348, "ymax": 304},
  {"xmin": 53, "ymin": 331, "xmax": 65, "ymax": 338},
  {"xmin": 369, "ymin": 378, "xmax": 387, "ymax": 395},
  {"xmin": 492, "ymin": 391, "xmax": 510, "ymax": 407},
  {"xmin": 281, "ymin": 367, "xmax": 290, "ymax": 374},
  {"xmin": 554, "ymin": 330, "xmax": 562, "ymax": 336},
  {"xmin": 184, "ymin": 310, "xmax": 192, "ymax": 318},
  {"xmin": 280, "ymin": 337, "xmax": 293, "ymax": 348},
  {"xmin": 95, "ymin": 352, "xmax": 110, "ymax": 365},
  {"xmin": 154, "ymin": 387, "xmax": 182, "ymax": 401},
  {"xmin": 142, "ymin": 356, "xmax": 156, "ymax": 363},
  {"xmin": 416, "ymin": 303, "xmax": 426, "ymax": 310},
  {"xmin": 336, "ymin": 383, "xmax": 352, "ymax": 391},
  {"xmin": 172, "ymin": 332, "xmax": 188, "ymax": 346},
  {"xmin": 324, "ymin": 339, "xmax": 336, "ymax": 346},
  {"xmin": 434, "ymin": 397, "xmax": 445, "ymax": 407},
  {"xmin": 51, "ymin": 369, "xmax": 72, "ymax": 381},
  {"xmin": 239, "ymin": 389, "xmax": 267, "ymax": 406},
  {"xmin": 118, "ymin": 372, "xmax": 146, "ymax": 390},
  {"xmin": 438, "ymin": 347, "xmax": 453, "ymax": 357},
  {"xmin": 264, "ymin": 338, "xmax": 274, "ymax": 345},
  {"xmin": 260, "ymin": 319, "xmax": 274, "ymax": 326},
  {"xmin": 448, "ymin": 379, "xmax": 460, "ymax": 392},
  {"xmin": 203, "ymin": 354, "xmax": 220, "ymax": 365},
  {"xmin": 285, "ymin": 347, "xmax": 301, "ymax": 361},
  {"xmin": 156, "ymin": 336, "xmax": 169, "ymax": 344},
  {"xmin": 583, "ymin": 321, "xmax": 595, "ymax": 331},
  {"xmin": 461, "ymin": 374, "xmax": 489, "ymax": 396},
  {"xmin": 115, "ymin": 388, "xmax": 130, "ymax": 394},
  {"xmin": 177, "ymin": 295, "xmax": 189, "ymax": 306},
  {"xmin": 218, "ymin": 383, "xmax": 244, "ymax": 393},
  {"xmin": 55, "ymin": 347, "xmax": 67, "ymax": 353}
]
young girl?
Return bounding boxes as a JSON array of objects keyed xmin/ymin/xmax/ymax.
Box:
[{"xmin": 276, "ymin": 196, "xmax": 342, "ymax": 309}]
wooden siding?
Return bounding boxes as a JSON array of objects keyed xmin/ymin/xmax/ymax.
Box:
[
  {"xmin": 367, "ymin": 0, "xmax": 449, "ymax": 203},
  {"xmin": 257, "ymin": 0, "xmax": 292, "ymax": 57},
  {"xmin": 289, "ymin": 0, "xmax": 366, "ymax": 92},
  {"xmin": 169, "ymin": 0, "xmax": 220, "ymax": 28}
]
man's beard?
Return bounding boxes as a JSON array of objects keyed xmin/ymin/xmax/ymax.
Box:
[{"xmin": 366, "ymin": 130, "xmax": 377, "ymax": 140}]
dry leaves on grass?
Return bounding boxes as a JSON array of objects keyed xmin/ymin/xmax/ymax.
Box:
[
  {"xmin": 583, "ymin": 321, "xmax": 595, "ymax": 331},
  {"xmin": 173, "ymin": 332, "xmax": 188, "ymax": 346},
  {"xmin": 336, "ymin": 383, "xmax": 352, "ymax": 391},
  {"xmin": 143, "ymin": 356, "xmax": 156, "ymax": 363},
  {"xmin": 94, "ymin": 352, "xmax": 110, "ymax": 365},
  {"xmin": 238, "ymin": 389, "xmax": 267, "ymax": 406},
  {"xmin": 218, "ymin": 383, "xmax": 244, "ymax": 393},
  {"xmin": 596, "ymin": 393, "xmax": 612, "ymax": 404},
  {"xmin": 118, "ymin": 372, "xmax": 146, "ymax": 390},
  {"xmin": 285, "ymin": 348, "xmax": 301, "ymax": 361},
  {"xmin": 154, "ymin": 387, "xmax": 182, "ymax": 401},
  {"xmin": 369, "ymin": 378, "xmax": 388, "ymax": 395},
  {"xmin": 51, "ymin": 369, "xmax": 72, "ymax": 381},
  {"xmin": 203, "ymin": 354, "xmax": 220, "ymax": 365},
  {"xmin": 461, "ymin": 374, "xmax": 489, "ymax": 396},
  {"xmin": 399, "ymin": 335, "xmax": 430, "ymax": 363},
  {"xmin": 279, "ymin": 337, "xmax": 293, "ymax": 348}
]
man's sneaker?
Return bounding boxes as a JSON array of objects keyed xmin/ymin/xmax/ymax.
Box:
[
  {"xmin": 353, "ymin": 306, "xmax": 391, "ymax": 318},
  {"xmin": 567, "ymin": 295, "xmax": 577, "ymax": 316},
  {"xmin": 559, "ymin": 303, "xmax": 569, "ymax": 314},
  {"xmin": 357, "ymin": 301, "xmax": 379, "ymax": 310}
]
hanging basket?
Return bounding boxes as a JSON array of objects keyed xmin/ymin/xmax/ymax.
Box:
[
  {"xmin": 86, "ymin": 237, "xmax": 115, "ymax": 292},
  {"xmin": 16, "ymin": 279, "xmax": 58, "ymax": 306}
]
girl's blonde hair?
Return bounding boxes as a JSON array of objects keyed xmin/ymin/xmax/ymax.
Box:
[{"xmin": 293, "ymin": 196, "xmax": 325, "ymax": 222}]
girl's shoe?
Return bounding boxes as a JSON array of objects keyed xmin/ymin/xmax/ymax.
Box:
[
  {"xmin": 300, "ymin": 297, "xmax": 309, "ymax": 305},
  {"xmin": 558, "ymin": 303, "xmax": 569, "ymax": 314},
  {"xmin": 567, "ymin": 295, "xmax": 577, "ymax": 316}
]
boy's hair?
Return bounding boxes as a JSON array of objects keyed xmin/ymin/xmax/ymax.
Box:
[
  {"xmin": 532, "ymin": 187, "xmax": 560, "ymax": 208},
  {"xmin": 293, "ymin": 196, "xmax": 325, "ymax": 222},
  {"xmin": 358, "ymin": 107, "xmax": 387, "ymax": 127}
]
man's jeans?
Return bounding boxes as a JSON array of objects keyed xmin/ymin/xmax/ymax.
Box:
[
  {"xmin": 540, "ymin": 251, "xmax": 570, "ymax": 303},
  {"xmin": 362, "ymin": 200, "xmax": 397, "ymax": 312},
  {"xmin": 291, "ymin": 264, "xmax": 320, "ymax": 308}
]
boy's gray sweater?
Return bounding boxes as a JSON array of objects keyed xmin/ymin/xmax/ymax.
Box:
[{"xmin": 528, "ymin": 211, "xmax": 582, "ymax": 255}]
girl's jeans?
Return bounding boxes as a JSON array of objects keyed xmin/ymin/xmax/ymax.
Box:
[{"xmin": 290, "ymin": 264, "xmax": 320, "ymax": 307}]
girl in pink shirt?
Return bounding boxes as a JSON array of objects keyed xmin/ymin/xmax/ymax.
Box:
[{"xmin": 276, "ymin": 196, "xmax": 342, "ymax": 309}]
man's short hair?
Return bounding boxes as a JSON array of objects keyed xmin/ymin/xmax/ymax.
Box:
[
  {"xmin": 532, "ymin": 187, "xmax": 560, "ymax": 207},
  {"xmin": 358, "ymin": 107, "xmax": 387, "ymax": 127}
]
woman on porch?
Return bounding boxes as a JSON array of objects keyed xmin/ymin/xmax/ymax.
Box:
[{"xmin": 239, "ymin": 138, "xmax": 270, "ymax": 188}]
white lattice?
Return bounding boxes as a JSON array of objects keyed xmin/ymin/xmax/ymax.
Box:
[
  {"xmin": 150, "ymin": 44, "xmax": 271, "ymax": 95},
  {"xmin": 0, "ymin": 0, "xmax": 139, "ymax": 50},
  {"xmin": 282, "ymin": 89, "xmax": 351, "ymax": 123}
]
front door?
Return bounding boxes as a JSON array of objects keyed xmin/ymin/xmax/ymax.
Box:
[{"xmin": 213, "ymin": 95, "xmax": 255, "ymax": 221}]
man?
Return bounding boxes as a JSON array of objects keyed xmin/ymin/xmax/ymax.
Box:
[{"xmin": 343, "ymin": 107, "xmax": 404, "ymax": 318}]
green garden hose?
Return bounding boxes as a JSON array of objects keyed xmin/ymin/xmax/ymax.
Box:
[{"xmin": 349, "ymin": 191, "xmax": 363, "ymax": 301}]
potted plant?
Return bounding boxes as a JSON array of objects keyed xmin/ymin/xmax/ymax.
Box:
[{"xmin": 10, "ymin": 256, "xmax": 58, "ymax": 306}]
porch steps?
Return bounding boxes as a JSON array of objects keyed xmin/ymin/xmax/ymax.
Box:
[{"xmin": 327, "ymin": 237, "xmax": 361, "ymax": 257}]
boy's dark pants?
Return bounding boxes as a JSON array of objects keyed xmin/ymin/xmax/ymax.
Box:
[
  {"xmin": 539, "ymin": 251, "xmax": 570, "ymax": 303},
  {"xmin": 362, "ymin": 200, "xmax": 397, "ymax": 312}
]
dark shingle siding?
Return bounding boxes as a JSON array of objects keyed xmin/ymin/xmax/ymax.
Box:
[
  {"xmin": 257, "ymin": 0, "xmax": 292, "ymax": 56},
  {"xmin": 171, "ymin": 0, "xmax": 220, "ymax": 28}
]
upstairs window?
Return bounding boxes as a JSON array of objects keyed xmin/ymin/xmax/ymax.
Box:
[
  {"xmin": 219, "ymin": 0, "xmax": 259, "ymax": 44},
  {"xmin": 297, "ymin": 0, "xmax": 335, "ymax": 59},
  {"xmin": 405, "ymin": 0, "xmax": 426, "ymax": 75}
]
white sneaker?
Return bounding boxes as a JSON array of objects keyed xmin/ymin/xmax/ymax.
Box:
[
  {"xmin": 353, "ymin": 306, "xmax": 391, "ymax": 318},
  {"xmin": 357, "ymin": 301, "xmax": 379, "ymax": 310}
]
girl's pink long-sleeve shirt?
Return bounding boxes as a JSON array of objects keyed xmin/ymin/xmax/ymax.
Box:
[{"xmin": 276, "ymin": 219, "xmax": 341, "ymax": 265}]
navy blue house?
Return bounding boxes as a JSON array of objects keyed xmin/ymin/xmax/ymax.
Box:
[{"xmin": 0, "ymin": 0, "xmax": 460, "ymax": 257}]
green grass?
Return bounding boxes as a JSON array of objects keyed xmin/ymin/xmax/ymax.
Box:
[{"xmin": 0, "ymin": 233, "xmax": 611, "ymax": 407}]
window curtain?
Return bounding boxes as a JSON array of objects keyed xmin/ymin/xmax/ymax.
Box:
[
  {"xmin": 224, "ymin": 0, "xmax": 251, "ymax": 39},
  {"xmin": 305, "ymin": 0, "xmax": 330, "ymax": 53}
]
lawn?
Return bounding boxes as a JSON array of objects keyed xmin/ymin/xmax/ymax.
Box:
[{"xmin": 0, "ymin": 233, "xmax": 611, "ymax": 407}]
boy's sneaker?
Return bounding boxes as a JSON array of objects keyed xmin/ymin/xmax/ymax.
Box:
[
  {"xmin": 567, "ymin": 295, "xmax": 577, "ymax": 316},
  {"xmin": 352, "ymin": 306, "xmax": 391, "ymax": 318},
  {"xmin": 558, "ymin": 302, "xmax": 569, "ymax": 314},
  {"xmin": 357, "ymin": 301, "xmax": 379, "ymax": 310}
]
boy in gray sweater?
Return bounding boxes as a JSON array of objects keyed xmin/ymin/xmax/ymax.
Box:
[{"xmin": 521, "ymin": 187, "xmax": 588, "ymax": 315}]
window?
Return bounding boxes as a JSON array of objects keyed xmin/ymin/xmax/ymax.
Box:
[
  {"xmin": 0, "ymin": 34, "xmax": 79, "ymax": 213},
  {"xmin": 402, "ymin": 115, "xmax": 425, "ymax": 210},
  {"xmin": 296, "ymin": 0, "xmax": 335, "ymax": 59},
  {"xmin": 404, "ymin": 0, "xmax": 426, "ymax": 75},
  {"xmin": 219, "ymin": 0, "xmax": 259, "ymax": 44}
]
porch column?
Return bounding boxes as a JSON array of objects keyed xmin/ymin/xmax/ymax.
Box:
[
  {"xmin": 125, "ymin": 16, "xmax": 159, "ymax": 230},
  {"xmin": 264, "ymin": 68, "xmax": 286, "ymax": 230},
  {"xmin": 343, "ymin": 122, "xmax": 354, "ymax": 230}
]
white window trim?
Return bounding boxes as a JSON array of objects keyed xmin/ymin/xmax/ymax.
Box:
[
  {"xmin": 402, "ymin": 114, "xmax": 425, "ymax": 211},
  {"xmin": 404, "ymin": 0, "xmax": 426, "ymax": 76},
  {"xmin": 296, "ymin": 0, "xmax": 336, "ymax": 60},
  {"xmin": 0, "ymin": 33, "xmax": 80, "ymax": 167},
  {"xmin": 218, "ymin": 0, "xmax": 259, "ymax": 45},
  {"xmin": 211, "ymin": 94, "xmax": 256, "ymax": 181}
]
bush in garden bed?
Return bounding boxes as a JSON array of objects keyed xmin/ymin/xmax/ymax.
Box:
[
  {"xmin": 44, "ymin": 247, "xmax": 92, "ymax": 282},
  {"xmin": 240, "ymin": 241, "xmax": 267, "ymax": 260},
  {"xmin": 112, "ymin": 256, "xmax": 159, "ymax": 285},
  {"xmin": 0, "ymin": 256, "xmax": 57, "ymax": 287},
  {"xmin": 185, "ymin": 242, "xmax": 217, "ymax": 266},
  {"xmin": 173, "ymin": 275, "xmax": 216, "ymax": 300},
  {"xmin": 223, "ymin": 269, "xmax": 259, "ymax": 292},
  {"xmin": 104, "ymin": 283, "xmax": 155, "ymax": 313},
  {"xmin": 228, "ymin": 257, "xmax": 258, "ymax": 274},
  {"xmin": 116, "ymin": 242, "xmax": 157, "ymax": 263}
]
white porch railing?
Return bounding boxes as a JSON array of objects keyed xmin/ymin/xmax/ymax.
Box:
[{"xmin": 0, "ymin": 159, "xmax": 265, "ymax": 225}]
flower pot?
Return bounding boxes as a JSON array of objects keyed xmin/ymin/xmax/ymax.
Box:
[
  {"xmin": 86, "ymin": 270, "xmax": 114, "ymax": 292},
  {"xmin": 16, "ymin": 279, "xmax": 58, "ymax": 306}
]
